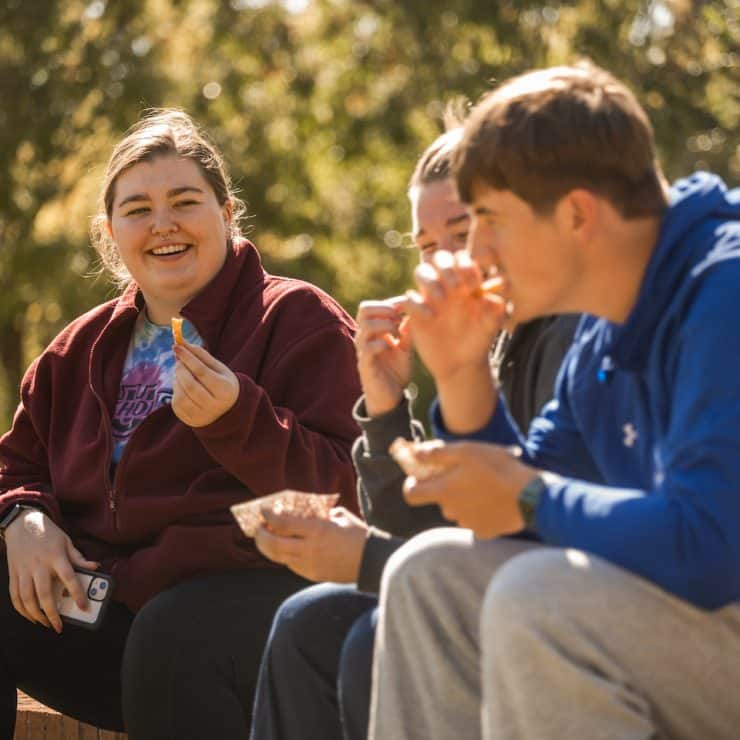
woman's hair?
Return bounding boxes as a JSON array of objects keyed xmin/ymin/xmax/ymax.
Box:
[
  {"xmin": 407, "ymin": 101, "xmax": 468, "ymax": 192},
  {"xmin": 90, "ymin": 108, "xmax": 247, "ymax": 286}
]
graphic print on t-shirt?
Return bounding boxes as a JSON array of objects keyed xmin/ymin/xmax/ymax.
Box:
[
  {"xmin": 111, "ymin": 312, "xmax": 203, "ymax": 462},
  {"xmin": 114, "ymin": 361, "xmax": 173, "ymax": 438}
]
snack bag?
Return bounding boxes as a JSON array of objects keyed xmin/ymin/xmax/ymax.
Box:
[{"xmin": 231, "ymin": 490, "xmax": 340, "ymax": 538}]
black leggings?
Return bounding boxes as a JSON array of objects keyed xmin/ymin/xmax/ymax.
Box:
[{"xmin": 0, "ymin": 561, "xmax": 307, "ymax": 739}]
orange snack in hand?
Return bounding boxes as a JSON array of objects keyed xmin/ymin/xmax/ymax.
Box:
[
  {"xmin": 472, "ymin": 276, "xmax": 505, "ymax": 299},
  {"xmin": 171, "ymin": 317, "xmax": 184, "ymax": 346}
]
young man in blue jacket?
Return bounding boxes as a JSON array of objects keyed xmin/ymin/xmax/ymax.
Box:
[{"xmin": 368, "ymin": 63, "xmax": 740, "ymax": 740}]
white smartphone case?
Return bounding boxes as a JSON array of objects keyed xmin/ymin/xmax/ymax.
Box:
[{"xmin": 54, "ymin": 569, "xmax": 114, "ymax": 630}]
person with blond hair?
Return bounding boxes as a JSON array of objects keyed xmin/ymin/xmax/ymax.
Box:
[{"xmin": 0, "ymin": 109, "xmax": 361, "ymax": 739}]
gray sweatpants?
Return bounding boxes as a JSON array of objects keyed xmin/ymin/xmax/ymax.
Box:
[{"xmin": 368, "ymin": 527, "xmax": 740, "ymax": 740}]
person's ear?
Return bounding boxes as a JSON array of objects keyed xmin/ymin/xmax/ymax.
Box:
[
  {"xmin": 106, "ymin": 221, "xmax": 114, "ymax": 240},
  {"xmin": 563, "ymin": 189, "xmax": 598, "ymax": 242},
  {"xmin": 222, "ymin": 200, "xmax": 233, "ymax": 229}
]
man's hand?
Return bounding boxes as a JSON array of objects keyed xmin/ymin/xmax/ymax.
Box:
[
  {"xmin": 402, "ymin": 441, "xmax": 538, "ymax": 539},
  {"xmin": 172, "ymin": 343, "xmax": 239, "ymax": 427},
  {"xmin": 405, "ymin": 250, "xmax": 506, "ymax": 384},
  {"xmin": 254, "ymin": 507, "xmax": 368, "ymax": 583},
  {"xmin": 4, "ymin": 509, "xmax": 99, "ymax": 633},
  {"xmin": 355, "ymin": 300, "xmax": 413, "ymax": 417},
  {"xmin": 401, "ymin": 250, "xmax": 507, "ymax": 433}
]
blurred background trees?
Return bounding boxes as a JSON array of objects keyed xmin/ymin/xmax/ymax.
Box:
[{"xmin": 1, "ymin": 0, "xmax": 738, "ymax": 431}]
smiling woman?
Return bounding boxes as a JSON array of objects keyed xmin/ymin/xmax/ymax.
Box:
[
  {"xmin": 0, "ymin": 109, "xmax": 362, "ymax": 739},
  {"xmin": 106, "ymin": 155, "xmax": 232, "ymax": 325}
]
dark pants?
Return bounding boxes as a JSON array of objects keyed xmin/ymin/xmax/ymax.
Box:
[
  {"xmin": 0, "ymin": 561, "xmax": 307, "ymax": 740},
  {"xmin": 250, "ymin": 583, "xmax": 378, "ymax": 740}
]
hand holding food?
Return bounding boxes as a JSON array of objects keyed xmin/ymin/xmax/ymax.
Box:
[
  {"xmin": 172, "ymin": 342, "xmax": 240, "ymax": 427},
  {"xmin": 251, "ymin": 503, "xmax": 368, "ymax": 583},
  {"xmin": 398, "ymin": 250, "xmax": 508, "ymax": 385},
  {"xmin": 389, "ymin": 437, "xmax": 447, "ymax": 481},
  {"xmin": 399, "ymin": 440, "xmax": 537, "ymax": 539}
]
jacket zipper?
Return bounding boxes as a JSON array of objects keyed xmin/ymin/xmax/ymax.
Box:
[
  {"xmin": 90, "ymin": 365, "xmax": 120, "ymax": 521},
  {"xmin": 89, "ymin": 305, "xmax": 206, "ymax": 524},
  {"xmin": 88, "ymin": 309, "xmax": 138, "ymax": 526}
]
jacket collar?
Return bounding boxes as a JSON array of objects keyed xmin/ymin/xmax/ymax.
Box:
[
  {"xmin": 109, "ymin": 238, "xmax": 266, "ymax": 349},
  {"xmin": 181, "ymin": 239, "xmax": 266, "ymax": 349},
  {"xmin": 90, "ymin": 238, "xmax": 266, "ymax": 413}
]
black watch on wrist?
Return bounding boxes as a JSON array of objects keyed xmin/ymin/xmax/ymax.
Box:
[
  {"xmin": 517, "ymin": 476, "xmax": 546, "ymax": 530},
  {"xmin": 0, "ymin": 504, "xmax": 38, "ymax": 540}
]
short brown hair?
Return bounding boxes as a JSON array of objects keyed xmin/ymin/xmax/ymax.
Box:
[
  {"xmin": 454, "ymin": 62, "xmax": 668, "ymax": 218},
  {"xmin": 90, "ymin": 108, "xmax": 246, "ymax": 286}
]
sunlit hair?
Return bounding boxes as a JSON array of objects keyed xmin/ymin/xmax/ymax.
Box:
[
  {"xmin": 408, "ymin": 100, "xmax": 468, "ymax": 192},
  {"xmin": 454, "ymin": 62, "xmax": 669, "ymax": 218},
  {"xmin": 90, "ymin": 108, "xmax": 247, "ymax": 286}
]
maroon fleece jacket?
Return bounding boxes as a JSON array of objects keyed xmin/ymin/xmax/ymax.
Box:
[{"xmin": 0, "ymin": 239, "xmax": 361, "ymax": 611}]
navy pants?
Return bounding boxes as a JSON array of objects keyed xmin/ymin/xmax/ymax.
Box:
[
  {"xmin": 250, "ymin": 583, "xmax": 378, "ymax": 740},
  {"xmin": 0, "ymin": 561, "xmax": 307, "ymax": 739}
]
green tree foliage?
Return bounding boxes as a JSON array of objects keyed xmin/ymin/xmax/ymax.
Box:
[{"xmin": 1, "ymin": 0, "xmax": 738, "ymax": 431}]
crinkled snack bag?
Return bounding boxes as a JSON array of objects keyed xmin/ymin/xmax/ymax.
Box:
[{"xmin": 231, "ymin": 490, "xmax": 340, "ymax": 538}]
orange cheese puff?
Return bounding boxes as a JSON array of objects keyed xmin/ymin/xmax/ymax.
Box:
[
  {"xmin": 472, "ymin": 276, "xmax": 506, "ymax": 299},
  {"xmin": 171, "ymin": 317, "xmax": 184, "ymax": 346}
]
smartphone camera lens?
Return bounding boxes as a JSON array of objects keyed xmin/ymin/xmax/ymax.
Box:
[{"xmin": 88, "ymin": 578, "xmax": 108, "ymax": 601}]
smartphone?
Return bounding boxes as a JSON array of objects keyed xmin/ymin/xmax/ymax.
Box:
[{"xmin": 54, "ymin": 568, "xmax": 114, "ymax": 630}]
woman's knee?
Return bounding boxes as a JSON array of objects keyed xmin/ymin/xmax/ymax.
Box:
[
  {"xmin": 268, "ymin": 584, "xmax": 344, "ymax": 657},
  {"xmin": 266, "ymin": 583, "xmax": 372, "ymax": 667},
  {"xmin": 121, "ymin": 588, "xmax": 179, "ymax": 693},
  {"xmin": 122, "ymin": 577, "xmax": 221, "ymax": 703},
  {"xmin": 121, "ymin": 577, "xmax": 238, "ymax": 732}
]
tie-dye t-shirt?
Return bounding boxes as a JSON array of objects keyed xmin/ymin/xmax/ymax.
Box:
[{"xmin": 111, "ymin": 312, "xmax": 204, "ymax": 463}]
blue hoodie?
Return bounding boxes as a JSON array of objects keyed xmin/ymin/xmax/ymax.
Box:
[{"xmin": 433, "ymin": 173, "xmax": 740, "ymax": 610}]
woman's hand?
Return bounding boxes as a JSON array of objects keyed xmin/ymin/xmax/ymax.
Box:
[
  {"xmin": 355, "ymin": 300, "xmax": 413, "ymax": 417},
  {"xmin": 172, "ymin": 343, "xmax": 240, "ymax": 427},
  {"xmin": 4, "ymin": 509, "xmax": 100, "ymax": 633},
  {"xmin": 254, "ymin": 507, "xmax": 368, "ymax": 583}
]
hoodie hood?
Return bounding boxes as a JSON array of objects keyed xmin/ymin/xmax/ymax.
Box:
[{"xmin": 611, "ymin": 172, "xmax": 740, "ymax": 371}]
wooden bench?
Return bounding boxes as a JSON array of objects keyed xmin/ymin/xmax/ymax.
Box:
[{"xmin": 15, "ymin": 692, "xmax": 126, "ymax": 740}]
